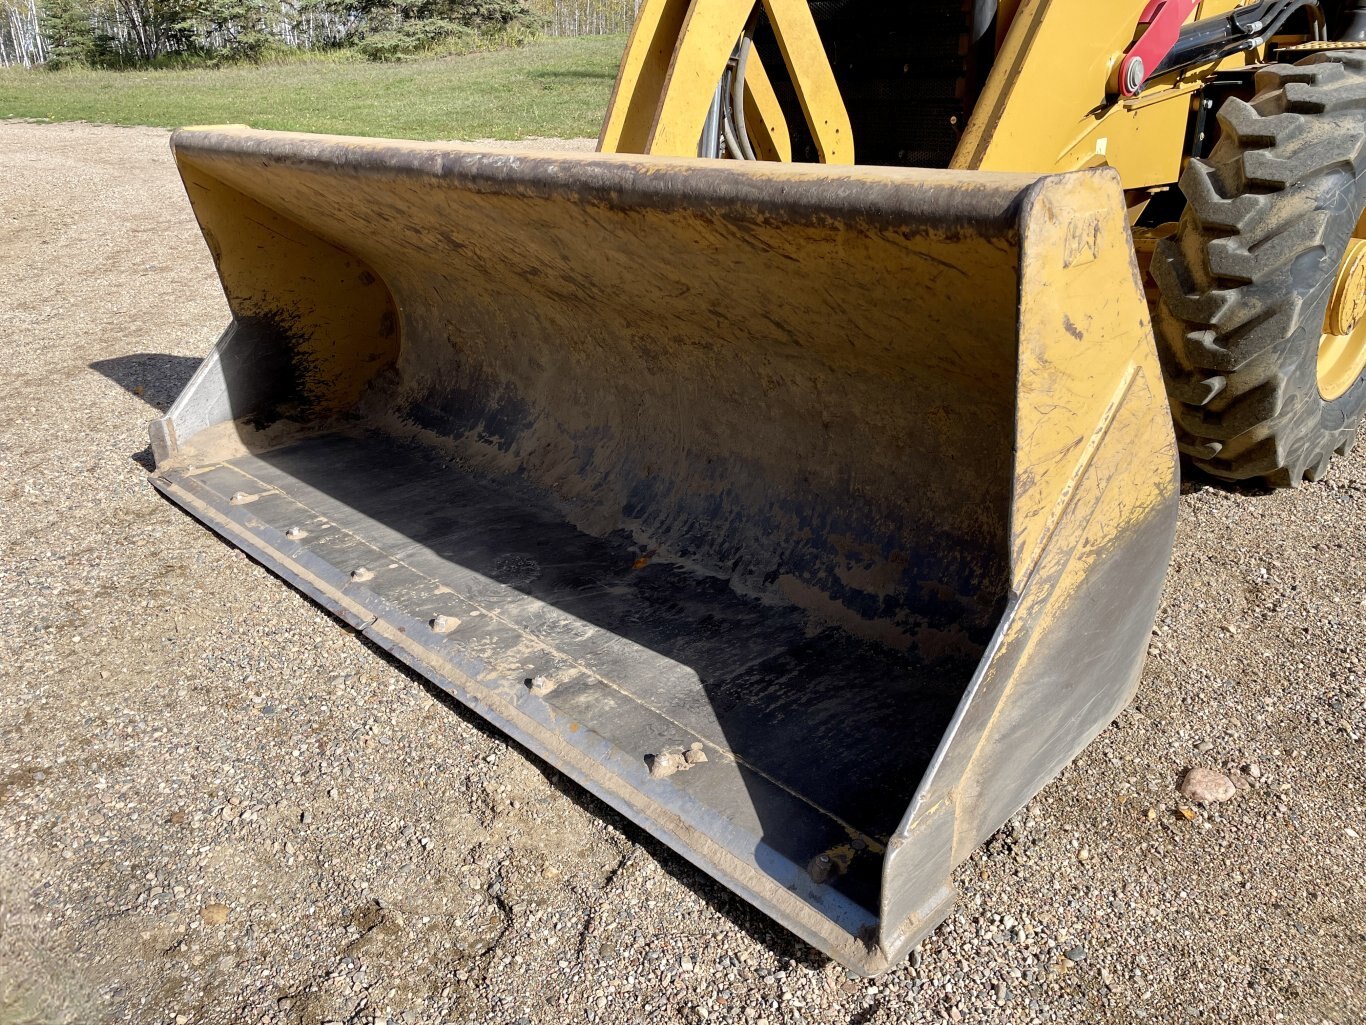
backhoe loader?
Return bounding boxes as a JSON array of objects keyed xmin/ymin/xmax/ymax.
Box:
[{"xmin": 150, "ymin": 0, "xmax": 1366, "ymax": 974}]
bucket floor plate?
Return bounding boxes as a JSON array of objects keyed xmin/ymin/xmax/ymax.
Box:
[{"xmin": 156, "ymin": 430, "xmax": 975, "ymax": 921}]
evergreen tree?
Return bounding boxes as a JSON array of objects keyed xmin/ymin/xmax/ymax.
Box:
[{"xmin": 38, "ymin": 0, "xmax": 94, "ymax": 66}]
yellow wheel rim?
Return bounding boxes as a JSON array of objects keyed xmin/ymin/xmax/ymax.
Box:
[{"xmin": 1319, "ymin": 219, "xmax": 1366, "ymax": 401}]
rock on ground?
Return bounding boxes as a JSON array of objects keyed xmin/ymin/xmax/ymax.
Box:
[{"xmin": 1179, "ymin": 767, "xmax": 1238, "ymax": 805}]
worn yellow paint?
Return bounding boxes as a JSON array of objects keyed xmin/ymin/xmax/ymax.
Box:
[
  {"xmin": 171, "ymin": 161, "xmax": 1180, "ymax": 907},
  {"xmin": 602, "ymin": 0, "xmax": 851, "ymax": 162},
  {"xmin": 168, "ymin": 125, "xmax": 1182, "ymax": 973},
  {"xmin": 646, "ymin": 0, "xmax": 753, "ymax": 155},
  {"xmin": 758, "ymin": 0, "xmax": 852, "ymax": 162},
  {"xmin": 742, "ymin": 48, "xmax": 793, "ymax": 161},
  {"xmin": 954, "ymin": 0, "xmax": 1261, "ymax": 189},
  {"xmin": 878, "ymin": 170, "xmax": 1178, "ymax": 879},
  {"xmin": 1009, "ymin": 169, "xmax": 1172, "ymax": 587},
  {"xmin": 175, "ymin": 144, "xmax": 399, "ymax": 418},
  {"xmin": 598, "ymin": 0, "xmax": 694, "ymax": 154},
  {"xmin": 171, "ymin": 126, "xmax": 1169, "ymax": 645},
  {"xmin": 947, "ymin": 359, "xmax": 1176, "ymax": 865}
]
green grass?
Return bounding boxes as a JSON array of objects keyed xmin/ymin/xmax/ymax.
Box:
[{"xmin": 0, "ymin": 35, "xmax": 626, "ymax": 140}]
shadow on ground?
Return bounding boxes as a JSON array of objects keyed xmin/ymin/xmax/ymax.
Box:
[
  {"xmin": 91, "ymin": 353, "xmax": 202, "ymax": 468},
  {"xmin": 91, "ymin": 353, "xmax": 202, "ymax": 413}
]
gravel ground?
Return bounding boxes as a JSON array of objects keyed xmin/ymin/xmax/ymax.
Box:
[{"xmin": 1, "ymin": 120, "xmax": 1363, "ymax": 1025}]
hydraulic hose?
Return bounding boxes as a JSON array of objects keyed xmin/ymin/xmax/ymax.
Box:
[
  {"xmin": 1153, "ymin": 0, "xmax": 1325, "ymax": 78},
  {"xmin": 721, "ymin": 67, "xmax": 745, "ymax": 159},
  {"xmin": 731, "ymin": 12, "xmax": 759, "ymax": 161}
]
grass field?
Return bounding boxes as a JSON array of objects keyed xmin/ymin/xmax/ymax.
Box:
[{"xmin": 0, "ymin": 35, "xmax": 626, "ymax": 140}]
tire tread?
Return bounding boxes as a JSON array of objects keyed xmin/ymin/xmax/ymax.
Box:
[{"xmin": 1153, "ymin": 51, "xmax": 1366, "ymax": 486}]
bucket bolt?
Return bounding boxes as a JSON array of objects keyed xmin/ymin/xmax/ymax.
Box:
[{"xmin": 807, "ymin": 845, "xmax": 856, "ymax": 884}]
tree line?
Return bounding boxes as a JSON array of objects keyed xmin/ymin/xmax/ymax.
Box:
[{"xmin": 0, "ymin": 0, "xmax": 639, "ymax": 67}]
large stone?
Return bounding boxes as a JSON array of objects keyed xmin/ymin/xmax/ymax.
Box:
[{"xmin": 1179, "ymin": 767, "xmax": 1237, "ymax": 804}]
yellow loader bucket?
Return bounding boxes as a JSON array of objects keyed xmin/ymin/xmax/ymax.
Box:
[{"xmin": 153, "ymin": 127, "xmax": 1178, "ymax": 974}]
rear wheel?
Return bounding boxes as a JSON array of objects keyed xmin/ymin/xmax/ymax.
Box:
[{"xmin": 1152, "ymin": 52, "xmax": 1366, "ymax": 487}]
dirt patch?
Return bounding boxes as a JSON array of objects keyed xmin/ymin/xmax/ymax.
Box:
[{"xmin": 1, "ymin": 120, "xmax": 1363, "ymax": 1025}]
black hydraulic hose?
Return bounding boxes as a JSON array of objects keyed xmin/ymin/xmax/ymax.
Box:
[
  {"xmin": 1254, "ymin": 0, "xmax": 1324, "ymax": 42},
  {"xmin": 1263, "ymin": 0, "xmax": 1322, "ymax": 33},
  {"xmin": 1153, "ymin": 0, "xmax": 1323, "ymax": 78}
]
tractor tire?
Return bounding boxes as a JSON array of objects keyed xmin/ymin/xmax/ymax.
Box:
[{"xmin": 1152, "ymin": 51, "xmax": 1366, "ymax": 487}]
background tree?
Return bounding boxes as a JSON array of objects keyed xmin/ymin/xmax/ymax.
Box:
[{"xmin": 0, "ymin": 0, "xmax": 637, "ymax": 66}]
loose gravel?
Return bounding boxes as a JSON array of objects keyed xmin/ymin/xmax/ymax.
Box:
[{"xmin": 1, "ymin": 120, "xmax": 1363, "ymax": 1025}]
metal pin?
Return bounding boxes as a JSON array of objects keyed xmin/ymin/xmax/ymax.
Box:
[
  {"xmin": 1124, "ymin": 57, "xmax": 1146, "ymax": 95},
  {"xmin": 285, "ymin": 526, "xmax": 308, "ymax": 540},
  {"xmin": 808, "ymin": 850, "xmax": 844, "ymax": 885},
  {"xmin": 229, "ymin": 492, "xmax": 257, "ymax": 505},
  {"xmin": 430, "ymin": 614, "xmax": 460, "ymax": 634}
]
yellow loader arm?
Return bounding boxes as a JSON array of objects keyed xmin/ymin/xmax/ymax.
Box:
[{"xmin": 604, "ymin": 0, "xmax": 1262, "ymax": 191}]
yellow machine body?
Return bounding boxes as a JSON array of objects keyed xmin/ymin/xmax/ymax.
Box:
[{"xmin": 604, "ymin": 0, "xmax": 1263, "ymax": 191}]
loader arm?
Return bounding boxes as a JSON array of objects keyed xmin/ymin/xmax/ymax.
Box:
[
  {"xmin": 953, "ymin": 0, "xmax": 1258, "ymax": 184},
  {"xmin": 601, "ymin": 0, "xmax": 1272, "ymax": 194}
]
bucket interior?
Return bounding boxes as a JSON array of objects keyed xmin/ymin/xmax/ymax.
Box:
[{"xmin": 162, "ymin": 140, "xmax": 1028, "ymax": 920}]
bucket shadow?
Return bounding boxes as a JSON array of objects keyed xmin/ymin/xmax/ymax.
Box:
[
  {"xmin": 91, "ymin": 353, "xmax": 203, "ymax": 413},
  {"xmin": 91, "ymin": 353, "xmax": 203, "ymax": 469}
]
